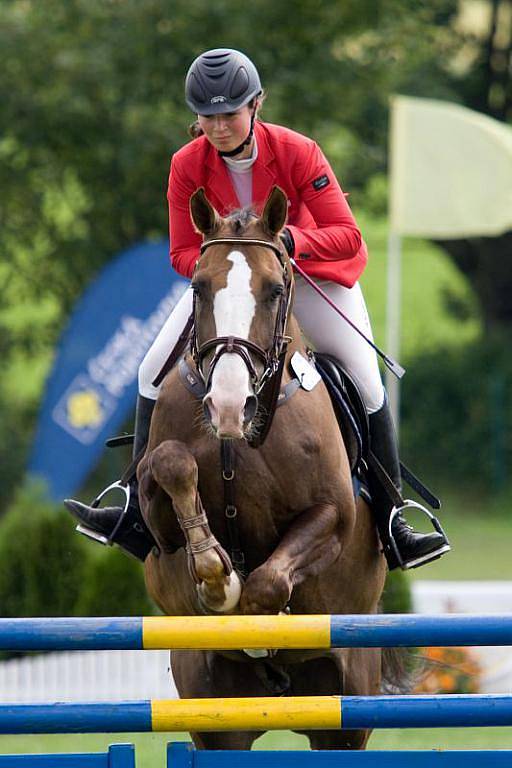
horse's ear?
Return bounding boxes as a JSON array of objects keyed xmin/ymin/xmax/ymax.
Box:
[
  {"xmin": 190, "ymin": 187, "xmax": 221, "ymax": 236},
  {"xmin": 261, "ymin": 186, "xmax": 288, "ymax": 236}
]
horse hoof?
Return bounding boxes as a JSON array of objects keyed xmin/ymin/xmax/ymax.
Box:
[{"xmin": 197, "ymin": 570, "xmax": 242, "ymax": 613}]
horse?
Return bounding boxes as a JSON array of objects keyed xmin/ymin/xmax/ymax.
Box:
[{"xmin": 137, "ymin": 185, "xmax": 389, "ymax": 751}]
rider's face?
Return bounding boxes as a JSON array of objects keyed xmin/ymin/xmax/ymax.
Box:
[{"xmin": 198, "ymin": 105, "xmax": 252, "ymax": 154}]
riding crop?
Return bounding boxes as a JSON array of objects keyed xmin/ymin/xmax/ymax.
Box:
[{"xmin": 290, "ymin": 258, "xmax": 405, "ymax": 380}]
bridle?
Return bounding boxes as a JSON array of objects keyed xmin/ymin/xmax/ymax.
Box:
[{"xmin": 190, "ymin": 237, "xmax": 293, "ymax": 399}]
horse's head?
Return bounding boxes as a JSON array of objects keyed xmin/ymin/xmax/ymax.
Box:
[{"xmin": 189, "ymin": 185, "xmax": 292, "ymax": 441}]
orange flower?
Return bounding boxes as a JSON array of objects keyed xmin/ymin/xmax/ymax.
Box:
[
  {"xmin": 438, "ymin": 674, "xmax": 457, "ymax": 692},
  {"xmin": 414, "ymin": 646, "xmax": 483, "ymax": 695}
]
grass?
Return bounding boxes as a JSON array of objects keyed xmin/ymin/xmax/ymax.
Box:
[
  {"xmin": 407, "ymin": 501, "xmax": 512, "ymax": 582},
  {"xmin": 2, "ymin": 727, "xmax": 512, "ymax": 761},
  {"xmin": 383, "ymin": 484, "xmax": 512, "ymax": 582}
]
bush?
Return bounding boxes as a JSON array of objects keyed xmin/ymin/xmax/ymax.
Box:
[
  {"xmin": 0, "ymin": 401, "xmax": 32, "ymax": 516},
  {"xmin": 0, "ymin": 480, "xmax": 155, "ymax": 620},
  {"xmin": 400, "ymin": 336, "xmax": 512, "ymax": 490},
  {"xmin": 0, "ymin": 481, "xmax": 87, "ymax": 617},
  {"xmin": 381, "ymin": 569, "xmax": 412, "ymax": 614},
  {"xmin": 76, "ymin": 547, "xmax": 155, "ymax": 616}
]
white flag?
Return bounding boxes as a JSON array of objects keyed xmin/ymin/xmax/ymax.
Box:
[{"xmin": 389, "ymin": 95, "xmax": 512, "ymax": 238}]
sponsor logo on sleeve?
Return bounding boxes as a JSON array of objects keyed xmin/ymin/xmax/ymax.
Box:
[{"xmin": 312, "ymin": 174, "xmax": 330, "ymax": 191}]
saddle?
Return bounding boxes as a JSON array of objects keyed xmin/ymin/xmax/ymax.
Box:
[
  {"xmin": 313, "ymin": 353, "xmax": 440, "ymax": 512},
  {"xmin": 313, "ymin": 353, "xmax": 369, "ymax": 477}
]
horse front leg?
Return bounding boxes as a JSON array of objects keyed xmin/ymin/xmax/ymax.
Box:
[
  {"xmin": 147, "ymin": 439, "xmax": 242, "ymax": 613},
  {"xmin": 240, "ymin": 502, "xmax": 348, "ymax": 615}
]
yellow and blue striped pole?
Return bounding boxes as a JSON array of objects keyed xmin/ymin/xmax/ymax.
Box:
[
  {"xmin": 1, "ymin": 695, "xmax": 512, "ymax": 734},
  {"xmin": 1, "ymin": 615, "xmax": 512, "ymax": 651}
]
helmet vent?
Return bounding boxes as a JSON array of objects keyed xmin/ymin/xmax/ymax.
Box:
[
  {"xmin": 204, "ymin": 54, "xmax": 230, "ymax": 68},
  {"xmin": 230, "ymin": 67, "xmax": 249, "ymax": 99},
  {"xmin": 204, "ymin": 52, "xmax": 229, "ymax": 60},
  {"xmin": 189, "ymin": 74, "xmax": 207, "ymax": 105}
]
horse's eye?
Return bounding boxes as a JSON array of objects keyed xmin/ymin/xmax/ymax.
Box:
[{"xmin": 270, "ymin": 284, "xmax": 285, "ymax": 300}]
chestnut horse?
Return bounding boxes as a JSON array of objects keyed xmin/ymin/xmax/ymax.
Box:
[{"xmin": 137, "ymin": 186, "xmax": 388, "ymax": 751}]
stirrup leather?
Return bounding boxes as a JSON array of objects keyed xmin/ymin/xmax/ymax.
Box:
[
  {"xmin": 388, "ymin": 500, "xmax": 451, "ymax": 570},
  {"xmin": 75, "ymin": 480, "xmax": 130, "ymax": 546}
]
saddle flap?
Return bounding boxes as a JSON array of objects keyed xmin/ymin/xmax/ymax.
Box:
[{"xmin": 314, "ymin": 353, "xmax": 369, "ymax": 473}]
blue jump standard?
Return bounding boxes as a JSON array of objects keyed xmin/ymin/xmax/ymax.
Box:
[
  {"xmin": 0, "ymin": 695, "xmax": 511, "ymax": 734},
  {"xmin": 0, "ymin": 614, "xmax": 512, "ymax": 651},
  {"xmin": 167, "ymin": 742, "xmax": 512, "ymax": 768},
  {"xmin": 0, "ymin": 745, "xmax": 135, "ymax": 768}
]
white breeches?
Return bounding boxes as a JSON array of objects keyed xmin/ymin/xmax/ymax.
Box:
[
  {"xmin": 138, "ymin": 278, "xmax": 385, "ymax": 414},
  {"xmin": 293, "ymin": 277, "xmax": 384, "ymax": 413},
  {"xmin": 138, "ymin": 287, "xmax": 194, "ymax": 400}
]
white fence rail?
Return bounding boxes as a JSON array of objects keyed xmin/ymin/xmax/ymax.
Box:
[{"xmin": 0, "ymin": 649, "xmax": 177, "ymax": 702}]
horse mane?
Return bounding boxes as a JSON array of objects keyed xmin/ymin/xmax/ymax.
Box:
[{"xmin": 226, "ymin": 206, "xmax": 257, "ymax": 235}]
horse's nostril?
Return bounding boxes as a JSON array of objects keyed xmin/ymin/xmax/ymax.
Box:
[{"xmin": 244, "ymin": 395, "xmax": 258, "ymax": 425}]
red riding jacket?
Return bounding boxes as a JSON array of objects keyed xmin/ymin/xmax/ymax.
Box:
[{"xmin": 167, "ymin": 120, "xmax": 368, "ymax": 287}]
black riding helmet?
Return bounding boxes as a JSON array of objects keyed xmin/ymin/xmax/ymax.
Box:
[
  {"xmin": 185, "ymin": 48, "xmax": 262, "ymax": 115},
  {"xmin": 185, "ymin": 48, "xmax": 262, "ymax": 157}
]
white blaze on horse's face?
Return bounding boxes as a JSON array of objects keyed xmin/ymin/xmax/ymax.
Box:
[{"xmin": 205, "ymin": 250, "xmax": 256, "ymax": 439}]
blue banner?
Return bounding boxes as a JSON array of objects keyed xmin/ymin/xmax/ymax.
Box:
[{"xmin": 28, "ymin": 241, "xmax": 188, "ymax": 500}]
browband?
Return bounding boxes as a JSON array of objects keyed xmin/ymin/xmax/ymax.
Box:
[{"xmin": 200, "ymin": 237, "xmax": 285, "ymax": 261}]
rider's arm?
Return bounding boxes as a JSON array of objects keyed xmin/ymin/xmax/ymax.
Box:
[
  {"xmin": 286, "ymin": 140, "xmax": 366, "ymax": 270},
  {"xmin": 167, "ymin": 154, "xmax": 202, "ymax": 279}
]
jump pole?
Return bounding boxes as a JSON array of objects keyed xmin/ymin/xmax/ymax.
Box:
[
  {"xmin": 0, "ymin": 695, "xmax": 511, "ymax": 734},
  {"xmin": 1, "ymin": 614, "xmax": 512, "ymax": 651}
]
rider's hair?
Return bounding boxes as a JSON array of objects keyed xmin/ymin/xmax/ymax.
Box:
[{"xmin": 188, "ymin": 92, "xmax": 266, "ymax": 140}]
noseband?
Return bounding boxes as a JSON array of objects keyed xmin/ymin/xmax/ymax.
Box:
[{"xmin": 191, "ymin": 237, "xmax": 293, "ymax": 397}]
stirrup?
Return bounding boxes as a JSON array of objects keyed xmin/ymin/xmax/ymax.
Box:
[
  {"xmin": 75, "ymin": 480, "xmax": 130, "ymax": 546},
  {"xmin": 387, "ymin": 500, "xmax": 451, "ymax": 570},
  {"xmin": 105, "ymin": 434, "xmax": 135, "ymax": 448}
]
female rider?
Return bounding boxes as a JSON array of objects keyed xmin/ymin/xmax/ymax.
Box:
[{"xmin": 66, "ymin": 48, "xmax": 450, "ymax": 571}]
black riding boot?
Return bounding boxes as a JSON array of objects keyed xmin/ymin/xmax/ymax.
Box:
[
  {"xmin": 64, "ymin": 395, "xmax": 157, "ymax": 561},
  {"xmin": 368, "ymin": 397, "xmax": 450, "ymax": 570}
]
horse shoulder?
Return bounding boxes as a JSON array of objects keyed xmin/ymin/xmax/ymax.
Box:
[{"xmin": 273, "ymin": 382, "xmax": 346, "ymax": 466}]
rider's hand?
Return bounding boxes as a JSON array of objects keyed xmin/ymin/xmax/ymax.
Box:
[{"xmin": 280, "ymin": 227, "xmax": 295, "ymax": 256}]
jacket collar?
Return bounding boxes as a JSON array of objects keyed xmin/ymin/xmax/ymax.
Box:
[{"xmin": 205, "ymin": 121, "xmax": 276, "ymax": 213}]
